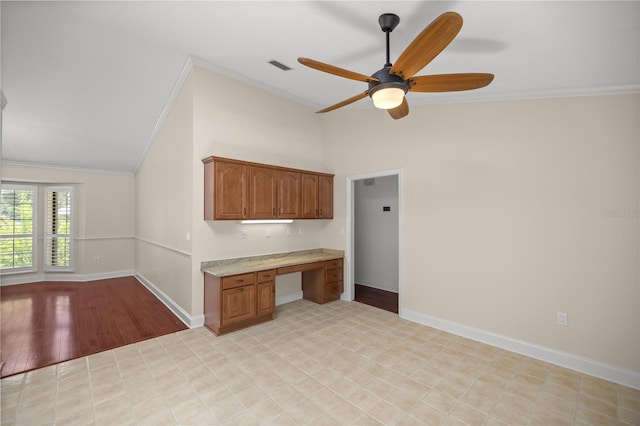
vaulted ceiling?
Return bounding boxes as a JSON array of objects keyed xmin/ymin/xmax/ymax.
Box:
[{"xmin": 2, "ymin": 1, "xmax": 638, "ymax": 173}]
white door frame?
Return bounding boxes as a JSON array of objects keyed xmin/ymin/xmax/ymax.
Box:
[{"xmin": 344, "ymin": 168, "xmax": 403, "ymax": 316}]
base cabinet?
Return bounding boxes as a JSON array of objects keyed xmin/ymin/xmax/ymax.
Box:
[
  {"xmin": 302, "ymin": 259, "xmax": 344, "ymax": 304},
  {"xmin": 204, "ymin": 258, "xmax": 343, "ymax": 335},
  {"xmin": 204, "ymin": 269, "xmax": 275, "ymax": 335},
  {"xmin": 221, "ymin": 285, "xmax": 256, "ymax": 325},
  {"xmin": 256, "ymin": 270, "xmax": 276, "ymax": 317}
]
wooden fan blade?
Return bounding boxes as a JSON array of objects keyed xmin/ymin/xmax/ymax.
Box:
[
  {"xmin": 317, "ymin": 91, "xmax": 369, "ymax": 113},
  {"xmin": 387, "ymin": 97, "xmax": 409, "ymax": 120},
  {"xmin": 298, "ymin": 58, "xmax": 379, "ymax": 83},
  {"xmin": 390, "ymin": 12, "xmax": 463, "ymax": 79},
  {"xmin": 409, "ymin": 73, "xmax": 494, "ymax": 92}
]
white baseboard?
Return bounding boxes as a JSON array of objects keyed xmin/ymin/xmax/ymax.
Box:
[
  {"xmin": 0, "ymin": 270, "xmax": 136, "ymax": 286},
  {"xmin": 134, "ymin": 273, "xmax": 203, "ymax": 329},
  {"xmin": 402, "ymin": 308, "xmax": 640, "ymax": 390},
  {"xmin": 277, "ymin": 290, "xmax": 303, "ymax": 306}
]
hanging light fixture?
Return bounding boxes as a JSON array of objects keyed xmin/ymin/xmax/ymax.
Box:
[{"xmin": 368, "ymin": 66, "xmax": 407, "ymax": 110}]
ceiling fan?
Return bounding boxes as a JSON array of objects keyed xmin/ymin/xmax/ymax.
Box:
[{"xmin": 298, "ymin": 11, "xmax": 494, "ymax": 120}]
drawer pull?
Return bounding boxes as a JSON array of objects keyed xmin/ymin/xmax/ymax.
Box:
[
  {"xmin": 235, "ymin": 279, "xmax": 244, "ymax": 284},
  {"xmin": 236, "ymin": 287, "xmax": 244, "ymax": 292}
]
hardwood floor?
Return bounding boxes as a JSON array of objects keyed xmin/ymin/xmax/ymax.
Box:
[
  {"xmin": 0, "ymin": 276, "xmax": 187, "ymax": 378},
  {"xmin": 354, "ymin": 283, "xmax": 398, "ymax": 314}
]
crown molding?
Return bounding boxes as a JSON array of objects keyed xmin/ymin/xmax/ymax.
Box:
[
  {"xmin": 133, "ymin": 55, "xmax": 195, "ymax": 174},
  {"xmin": 1, "ymin": 160, "xmax": 134, "ymax": 176}
]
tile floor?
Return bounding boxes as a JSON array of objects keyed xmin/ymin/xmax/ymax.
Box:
[{"xmin": 1, "ymin": 299, "xmax": 638, "ymax": 425}]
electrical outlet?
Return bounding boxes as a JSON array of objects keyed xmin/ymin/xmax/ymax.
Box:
[
  {"xmin": 557, "ymin": 311, "xmax": 568, "ymax": 326},
  {"xmin": 94, "ymin": 256, "xmax": 100, "ymax": 263},
  {"xmin": 286, "ymin": 226, "xmax": 292, "ymax": 236},
  {"xmin": 266, "ymin": 228, "xmax": 272, "ymax": 238},
  {"xmin": 241, "ymin": 229, "xmax": 247, "ymax": 239},
  {"xmin": 298, "ymin": 227, "xmax": 304, "ymax": 235}
]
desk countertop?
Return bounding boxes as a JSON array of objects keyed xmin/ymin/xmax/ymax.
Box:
[{"xmin": 201, "ymin": 248, "xmax": 344, "ymax": 277}]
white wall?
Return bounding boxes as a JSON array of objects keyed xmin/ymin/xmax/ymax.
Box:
[
  {"xmin": 1, "ymin": 163, "xmax": 135, "ymax": 284},
  {"xmin": 354, "ymin": 175, "xmax": 399, "ymax": 292},
  {"xmin": 322, "ymin": 94, "xmax": 639, "ymax": 376}
]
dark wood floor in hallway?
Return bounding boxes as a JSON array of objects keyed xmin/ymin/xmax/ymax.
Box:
[
  {"xmin": 354, "ymin": 283, "xmax": 398, "ymax": 314},
  {"xmin": 0, "ymin": 276, "xmax": 187, "ymax": 378}
]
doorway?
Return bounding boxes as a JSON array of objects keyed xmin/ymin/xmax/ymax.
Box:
[{"xmin": 346, "ymin": 170, "xmax": 402, "ymax": 315}]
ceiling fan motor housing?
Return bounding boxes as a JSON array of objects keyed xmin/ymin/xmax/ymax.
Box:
[{"xmin": 368, "ymin": 66, "xmax": 408, "ymax": 99}]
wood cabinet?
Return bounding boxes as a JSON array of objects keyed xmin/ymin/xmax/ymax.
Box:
[
  {"xmin": 204, "ymin": 269, "xmax": 275, "ymax": 335},
  {"xmin": 277, "ymin": 170, "xmax": 301, "ymax": 218},
  {"xmin": 249, "ymin": 166, "xmax": 277, "ymax": 219},
  {"xmin": 204, "ymin": 256, "xmax": 343, "ymax": 335},
  {"xmin": 202, "ymin": 156, "xmax": 333, "ymax": 221},
  {"xmin": 301, "ymin": 173, "xmax": 333, "ymax": 219},
  {"xmin": 301, "ymin": 258, "xmax": 343, "ymax": 304},
  {"xmin": 204, "ymin": 159, "xmax": 248, "ymax": 220},
  {"xmin": 318, "ymin": 175, "xmax": 333, "ymax": 219},
  {"xmin": 301, "ymin": 173, "xmax": 318, "ymax": 219},
  {"xmin": 256, "ymin": 269, "xmax": 275, "ymax": 316}
]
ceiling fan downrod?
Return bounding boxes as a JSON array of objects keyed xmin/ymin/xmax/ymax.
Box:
[{"xmin": 378, "ymin": 13, "xmax": 400, "ymax": 67}]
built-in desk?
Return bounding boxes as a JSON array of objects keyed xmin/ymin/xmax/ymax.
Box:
[{"xmin": 201, "ymin": 249, "xmax": 344, "ymax": 335}]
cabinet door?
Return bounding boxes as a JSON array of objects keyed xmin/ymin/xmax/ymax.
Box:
[
  {"xmin": 249, "ymin": 166, "xmax": 277, "ymax": 219},
  {"xmin": 214, "ymin": 161, "xmax": 247, "ymax": 220},
  {"xmin": 318, "ymin": 175, "xmax": 333, "ymax": 219},
  {"xmin": 301, "ymin": 173, "xmax": 319, "ymax": 219},
  {"xmin": 222, "ymin": 285, "xmax": 256, "ymax": 325},
  {"xmin": 277, "ymin": 171, "xmax": 301, "ymax": 218},
  {"xmin": 256, "ymin": 281, "xmax": 275, "ymax": 316}
]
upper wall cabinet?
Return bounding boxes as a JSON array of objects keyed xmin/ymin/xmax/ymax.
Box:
[
  {"xmin": 301, "ymin": 173, "xmax": 334, "ymax": 219},
  {"xmin": 202, "ymin": 156, "xmax": 334, "ymax": 221}
]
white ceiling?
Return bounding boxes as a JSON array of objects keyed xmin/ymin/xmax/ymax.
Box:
[{"xmin": 2, "ymin": 1, "xmax": 638, "ymax": 174}]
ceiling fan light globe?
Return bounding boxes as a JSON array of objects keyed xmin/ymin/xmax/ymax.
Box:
[{"xmin": 371, "ymin": 87, "xmax": 405, "ymax": 109}]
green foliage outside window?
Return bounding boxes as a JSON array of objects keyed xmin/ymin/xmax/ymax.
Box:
[{"xmin": 1, "ymin": 188, "xmax": 35, "ymax": 270}]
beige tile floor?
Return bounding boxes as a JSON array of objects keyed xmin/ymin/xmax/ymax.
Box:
[{"xmin": 1, "ymin": 299, "xmax": 639, "ymax": 425}]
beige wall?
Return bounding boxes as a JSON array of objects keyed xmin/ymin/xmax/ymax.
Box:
[
  {"xmin": 135, "ymin": 65, "xmax": 331, "ymax": 319},
  {"xmin": 139, "ymin": 65, "xmax": 638, "ymax": 375},
  {"xmin": 4, "ymin": 65, "xmax": 637, "ymax": 380},
  {"xmin": 189, "ymin": 66, "xmax": 329, "ymax": 316},
  {"xmin": 1, "ymin": 163, "xmax": 135, "ymax": 281},
  {"xmin": 135, "ymin": 71, "xmax": 194, "ymax": 314},
  {"xmin": 322, "ymin": 94, "xmax": 639, "ymax": 372}
]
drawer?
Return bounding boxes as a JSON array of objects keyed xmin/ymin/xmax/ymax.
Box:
[
  {"xmin": 324, "ymin": 281, "xmax": 342, "ymax": 299},
  {"xmin": 325, "ymin": 258, "xmax": 343, "ymax": 270},
  {"xmin": 257, "ymin": 269, "xmax": 276, "ymax": 283},
  {"xmin": 325, "ymin": 268, "xmax": 343, "ymax": 284},
  {"xmin": 222, "ymin": 272, "xmax": 256, "ymax": 290}
]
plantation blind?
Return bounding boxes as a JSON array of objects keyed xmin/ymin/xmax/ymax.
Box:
[{"xmin": 45, "ymin": 186, "xmax": 73, "ymax": 271}]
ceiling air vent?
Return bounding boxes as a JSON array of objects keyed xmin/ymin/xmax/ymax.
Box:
[{"xmin": 268, "ymin": 60, "xmax": 292, "ymax": 71}]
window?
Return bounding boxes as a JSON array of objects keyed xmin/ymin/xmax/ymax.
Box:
[
  {"xmin": 44, "ymin": 186, "xmax": 74, "ymax": 271},
  {"xmin": 0, "ymin": 185, "xmax": 37, "ymax": 273}
]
